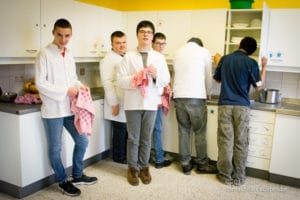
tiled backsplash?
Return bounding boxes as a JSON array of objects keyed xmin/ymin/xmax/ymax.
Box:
[
  {"xmin": 0, "ymin": 63, "xmax": 102, "ymax": 95},
  {"xmin": 1, "ymin": 64, "xmax": 300, "ymax": 99},
  {"xmin": 211, "ymin": 71, "xmax": 300, "ymax": 99}
]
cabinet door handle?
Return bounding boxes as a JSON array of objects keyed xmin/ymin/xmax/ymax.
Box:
[
  {"xmin": 26, "ymin": 50, "xmax": 38, "ymax": 53},
  {"xmin": 89, "ymin": 50, "xmax": 97, "ymax": 54}
]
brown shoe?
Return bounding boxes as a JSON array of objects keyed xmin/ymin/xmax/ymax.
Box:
[
  {"xmin": 139, "ymin": 166, "xmax": 152, "ymax": 184},
  {"xmin": 127, "ymin": 167, "xmax": 139, "ymax": 186}
]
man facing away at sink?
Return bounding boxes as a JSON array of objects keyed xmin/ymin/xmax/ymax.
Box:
[{"xmin": 213, "ymin": 36, "xmax": 267, "ymax": 186}]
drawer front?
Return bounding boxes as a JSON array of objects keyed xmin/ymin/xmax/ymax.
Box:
[
  {"xmin": 249, "ymin": 134, "xmax": 273, "ymax": 148},
  {"xmin": 250, "ymin": 110, "xmax": 275, "ymax": 123},
  {"xmin": 248, "ymin": 145, "xmax": 272, "ymax": 159},
  {"xmin": 246, "ymin": 156, "xmax": 270, "ymax": 170},
  {"xmin": 249, "ymin": 122, "xmax": 274, "ymax": 136}
]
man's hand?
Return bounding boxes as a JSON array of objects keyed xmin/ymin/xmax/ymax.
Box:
[
  {"xmin": 261, "ymin": 56, "xmax": 268, "ymax": 68},
  {"xmin": 112, "ymin": 104, "xmax": 120, "ymax": 116},
  {"xmin": 146, "ymin": 66, "xmax": 157, "ymax": 79},
  {"xmin": 67, "ymin": 87, "xmax": 78, "ymax": 97}
]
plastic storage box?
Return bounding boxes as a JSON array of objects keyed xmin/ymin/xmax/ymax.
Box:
[{"xmin": 230, "ymin": 0, "xmax": 254, "ymax": 9}]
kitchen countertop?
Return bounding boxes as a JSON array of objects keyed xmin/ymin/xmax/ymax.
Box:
[
  {"xmin": 1, "ymin": 88, "xmax": 300, "ymax": 116},
  {"xmin": 207, "ymin": 97, "xmax": 300, "ymax": 116},
  {"xmin": 0, "ymin": 87, "xmax": 104, "ymax": 115}
]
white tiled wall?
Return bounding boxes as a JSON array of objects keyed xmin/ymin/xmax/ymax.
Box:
[
  {"xmin": 1, "ymin": 64, "xmax": 300, "ymax": 99},
  {"xmin": 265, "ymin": 71, "xmax": 300, "ymax": 99},
  {"xmin": 0, "ymin": 63, "xmax": 101, "ymax": 95},
  {"xmin": 211, "ymin": 71, "xmax": 300, "ymax": 99}
]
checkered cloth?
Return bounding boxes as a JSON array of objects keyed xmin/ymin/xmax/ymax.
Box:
[
  {"xmin": 132, "ymin": 69, "xmax": 149, "ymax": 97},
  {"xmin": 161, "ymin": 84, "xmax": 172, "ymax": 115},
  {"xmin": 71, "ymin": 88, "xmax": 95, "ymax": 136}
]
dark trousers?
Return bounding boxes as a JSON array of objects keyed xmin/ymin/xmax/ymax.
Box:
[{"xmin": 112, "ymin": 121, "xmax": 127, "ymax": 162}]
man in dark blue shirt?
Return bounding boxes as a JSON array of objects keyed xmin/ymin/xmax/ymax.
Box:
[{"xmin": 213, "ymin": 36, "xmax": 267, "ymax": 186}]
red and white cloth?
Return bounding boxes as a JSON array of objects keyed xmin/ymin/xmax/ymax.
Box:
[
  {"xmin": 161, "ymin": 84, "xmax": 172, "ymax": 115},
  {"xmin": 70, "ymin": 88, "xmax": 95, "ymax": 136},
  {"xmin": 131, "ymin": 69, "xmax": 149, "ymax": 97}
]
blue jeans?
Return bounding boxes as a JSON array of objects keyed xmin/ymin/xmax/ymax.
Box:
[
  {"xmin": 174, "ymin": 98, "xmax": 208, "ymax": 165},
  {"xmin": 153, "ymin": 107, "xmax": 164, "ymax": 163},
  {"xmin": 42, "ymin": 115, "xmax": 88, "ymax": 183},
  {"xmin": 125, "ymin": 110, "xmax": 157, "ymax": 169}
]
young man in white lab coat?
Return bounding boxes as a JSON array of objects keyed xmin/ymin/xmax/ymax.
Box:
[
  {"xmin": 100, "ymin": 31, "xmax": 127, "ymax": 164},
  {"xmin": 118, "ymin": 20, "xmax": 170, "ymax": 186},
  {"xmin": 35, "ymin": 18, "xmax": 97, "ymax": 197}
]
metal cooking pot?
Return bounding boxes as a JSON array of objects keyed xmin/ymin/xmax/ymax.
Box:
[{"xmin": 259, "ymin": 88, "xmax": 281, "ymax": 104}]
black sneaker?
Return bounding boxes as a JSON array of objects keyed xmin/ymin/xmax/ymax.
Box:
[
  {"xmin": 72, "ymin": 174, "xmax": 98, "ymax": 185},
  {"xmin": 182, "ymin": 164, "xmax": 193, "ymax": 175},
  {"xmin": 155, "ymin": 160, "xmax": 172, "ymax": 169},
  {"xmin": 58, "ymin": 181, "xmax": 81, "ymax": 196},
  {"xmin": 197, "ymin": 163, "xmax": 218, "ymax": 174}
]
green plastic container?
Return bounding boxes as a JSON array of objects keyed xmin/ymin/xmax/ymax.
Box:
[{"xmin": 230, "ymin": 0, "xmax": 254, "ymax": 9}]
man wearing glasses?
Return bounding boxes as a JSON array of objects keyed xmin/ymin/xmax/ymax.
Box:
[
  {"xmin": 150, "ymin": 32, "xmax": 172, "ymax": 169},
  {"xmin": 118, "ymin": 21, "xmax": 170, "ymax": 186}
]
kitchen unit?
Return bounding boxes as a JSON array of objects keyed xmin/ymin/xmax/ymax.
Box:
[
  {"xmin": 224, "ymin": 3, "xmax": 270, "ymax": 64},
  {"xmin": 269, "ymin": 112, "xmax": 300, "ymax": 187},
  {"xmin": 247, "ymin": 109, "xmax": 275, "ymax": 178},
  {"xmin": 0, "ymin": 0, "xmax": 123, "ymax": 63},
  {"xmin": 266, "ymin": 9, "xmax": 300, "ymax": 72},
  {"xmin": 126, "ymin": 9, "xmax": 227, "ymax": 59},
  {"xmin": 0, "ymin": 0, "xmax": 74, "ymax": 59},
  {"xmin": 0, "ymin": 99, "xmax": 111, "ymax": 198},
  {"xmin": 206, "ymin": 105, "xmax": 218, "ymax": 161}
]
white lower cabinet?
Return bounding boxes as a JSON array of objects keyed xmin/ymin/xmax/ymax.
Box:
[
  {"xmin": 162, "ymin": 102, "xmax": 179, "ymax": 153},
  {"xmin": 0, "ymin": 111, "xmax": 52, "ymax": 187},
  {"xmin": 206, "ymin": 105, "xmax": 218, "ymax": 161},
  {"xmin": 0, "ymin": 99, "xmax": 110, "ymax": 187},
  {"xmin": 247, "ymin": 110, "xmax": 275, "ymax": 170},
  {"xmin": 270, "ymin": 114, "xmax": 300, "ymax": 179},
  {"xmin": 162, "ymin": 104, "xmax": 276, "ymax": 172},
  {"xmin": 162, "ymin": 104, "xmax": 219, "ymax": 160}
]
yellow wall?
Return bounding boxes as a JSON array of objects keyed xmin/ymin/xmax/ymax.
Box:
[{"xmin": 76, "ymin": 0, "xmax": 300, "ymax": 11}]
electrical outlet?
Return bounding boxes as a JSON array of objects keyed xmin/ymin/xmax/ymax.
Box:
[{"xmin": 79, "ymin": 68, "xmax": 85, "ymax": 76}]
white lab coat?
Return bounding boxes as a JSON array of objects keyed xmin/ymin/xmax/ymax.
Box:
[
  {"xmin": 173, "ymin": 42, "xmax": 212, "ymax": 99},
  {"xmin": 100, "ymin": 51, "xmax": 126, "ymax": 122},
  {"xmin": 118, "ymin": 49, "xmax": 170, "ymax": 110},
  {"xmin": 35, "ymin": 43, "xmax": 82, "ymax": 118}
]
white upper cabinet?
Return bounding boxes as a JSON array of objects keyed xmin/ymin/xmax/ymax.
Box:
[
  {"xmin": 191, "ymin": 9, "xmax": 227, "ymax": 56},
  {"xmin": 72, "ymin": 2, "xmax": 103, "ymax": 58},
  {"xmin": 0, "ymin": 0, "xmax": 75, "ymax": 60},
  {"xmin": 0, "ymin": 0, "xmax": 123, "ymax": 62},
  {"xmin": 126, "ymin": 10, "xmax": 226, "ymax": 60},
  {"xmin": 72, "ymin": 2, "xmax": 124, "ymax": 58},
  {"xmin": 266, "ymin": 9, "xmax": 300, "ymax": 72},
  {"xmin": 224, "ymin": 2, "xmax": 270, "ymax": 65},
  {"xmin": 0, "ymin": 0, "xmax": 40, "ymax": 58},
  {"xmin": 40, "ymin": 0, "xmax": 75, "ymax": 49},
  {"xmin": 156, "ymin": 11, "xmax": 191, "ymax": 59},
  {"xmin": 97, "ymin": 7, "xmax": 126, "ymax": 54},
  {"xmin": 125, "ymin": 11, "xmax": 157, "ymax": 51}
]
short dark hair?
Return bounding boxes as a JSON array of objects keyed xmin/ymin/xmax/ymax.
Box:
[
  {"xmin": 111, "ymin": 31, "xmax": 125, "ymax": 43},
  {"xmin": 53, "ymin": 18, "xmax": 72, "ymax": 32},
  {"xmin": 188, "ymin": 37, "xmax": 203, "ymax": 47},
  {"xmin": 136, "ymin": 20, "xmax": 155, "ymax": 34},
  {"xmin": 153, "ymin": 32, "xmax": 166, "ymax": 43},
  {"xmin": 239, "ymin": 36, "xmax": 257, "ymax": 55}
]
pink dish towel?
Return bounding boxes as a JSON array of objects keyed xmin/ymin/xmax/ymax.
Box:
[
  {"xmin": 14, "ymin": 93, "xmax": 42, "ymax": 104},
  {"xmin": 161, "ymin": 84, "xmax": 172, "ymax": 116},
  {"xmin": 70, "ymin": 88, "xmax": 95, "ymax": 136},
  {"xmin": 132, "ymin": 69, "xmax": 149, "ymax": 97}
]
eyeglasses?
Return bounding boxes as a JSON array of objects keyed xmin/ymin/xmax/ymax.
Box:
[
  {"xmin": 154, "ymin": 42, "xmax": 167, "ymax": 46},
  {"xmin": 138, "ymin": 30, "xmax": 153, "ymax": 35}
]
